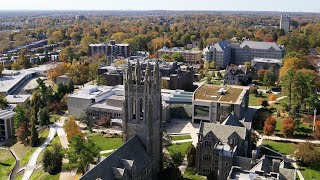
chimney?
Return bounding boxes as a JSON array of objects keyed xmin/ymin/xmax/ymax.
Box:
[
  {"xmin": 251, "ymin": 150, "xmax": 257, "ymax": 165},
  {"xmin": 272, "ymin": 159, "xmax": 281, "ymax": 173}
]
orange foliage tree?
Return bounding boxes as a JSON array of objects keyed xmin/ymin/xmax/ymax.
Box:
[
  {"xmin": 282, "ymin": 117, "xmax": 295, "ymax": 137},
  {"xmin": 314, "ymin": 120, "xmax": 320, "ymax": 139},
  {"xmin": 64, "ymin": 116, "xmax": 85, "ymax": 141},
  {"xmin": 264, "ymin": 116, "xmax": 276, "ymax": 136},
  {"xmin": 268, "ymin": 94, "xmax": 277, "ymax": 102}
]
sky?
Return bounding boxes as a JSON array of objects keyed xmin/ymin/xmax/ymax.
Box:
[{"xmin": 1, "ymin": 0, "xmax": 320, "ymax": 12}]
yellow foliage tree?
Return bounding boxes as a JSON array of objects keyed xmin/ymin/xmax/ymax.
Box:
[{"xmin": 64, "ymin": 116, "xmax": 85, "ymax": 141}]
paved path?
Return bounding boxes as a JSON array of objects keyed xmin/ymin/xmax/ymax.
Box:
[
  {"xmin": 262, "ymin": 135, "xmax": 320, "ymax": 144},
  {"xmin": 178, "ymin": 155, "xmax": 188, "ymax": 174},
  {"xmin": 21, "ymin": 125, "xmax": 56, "ymax": 180},
  {"xmin": 171, "ymin": 139, "xmax": 193, "ymax": 144},
  {"xmin": 100, "ymin": 149, "xmax": 116, "ymax": 154},
  {"xmin": 292, "ymin": 162, "xmax": 304, "ymax": 180},
  {"xmin": 55, "ymin": 116, "xmax": 69, "ymax": 149},
  {"xmin": 165, "ymin": 120, "xmax": 200, "ymax": 146}
]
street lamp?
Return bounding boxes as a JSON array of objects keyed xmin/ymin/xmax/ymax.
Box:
[{"xmin": 313, "ymin": 108, "xmax": 317, "ymax": 132}]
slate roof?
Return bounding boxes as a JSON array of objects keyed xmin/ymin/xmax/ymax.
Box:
[
  {"xmin": 222, "ymin": 112, "xmax": 244, "ymax": 127},
  {"xmin": 225, "ymin": 65, "xmax": 248, "ymax": 75},
  {"xmin": 200, "ymin": 122, "xmax": 247, "ymax": 143},
  {"xmin": 213, "ymin": 40, "xmax": 230, "ymax": 51},
  {"xmin": 240, "ymin": 41, "xmax": 281, "ymax": 51},
  {"xmin": 81, "ymin": 135, "xmax": 152, "ymax": 180}
]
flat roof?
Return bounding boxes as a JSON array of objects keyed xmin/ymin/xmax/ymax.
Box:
[
  {"xmin": 6, "ymin": 94, "xmax": 31, "ymax": 103},
  {"xmin": 0, "ymin": 109, "xmax": 15, "ymax": 119},
  {"xmin": 194, "ymin": 84, "xmax": 248, "ymax": 104}
]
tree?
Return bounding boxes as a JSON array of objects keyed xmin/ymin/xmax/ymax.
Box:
[
  {"xmin": 66, "ymin": 136, "xmax": 100, "ymax": 173},
  {"xmin": 282, "ymin": 117, "xmax": 295, "ymax": 137},
  {"xmin": 17, "ymin": 121, "xmax": 30, "ymax": 145},
  {"xmin": 314, "ymin": 120, "xmax": 320, "ymax": 139},
  {"xmin": 172, "ymin": 53, "xmax": 184, "ymax": 62},
  {"xmin": 43, "ymin": 143, "xmax": 63, "ymax": 174},
  {"xmin": 257, "ymin": 69, "xmax": 267, "ymax": 81},
  {"xmin": 17, "ymin": 49, "xmax": 32, "ymax": 69},
  {"xmin": 160, "ymin": 54, "xmax": 173, "ymax": 61},
  {"xmin": 14, "ymin": 105, "xmax": 27, "ymax": 130},
  {"xmin": 198, "ymin": 39, "xmax": 204, "ymax": 50},
  {"xmin": 268, "ymin": 94, "xmax": 277, "ymax": 102},
  {"xmin": 263, "ymin": 70, "xmax": 275, "ymax": 88},
  {"xmin": 37, "ymin": 107, "xmax": 50, "ymax": 126},
  {"xmin": 158, "ymin": 163, "xmax": 183, "ymax": 180},
  {"xmin": 261, "ymin": 100, "xmax": 269, "ymax": 109},
  {"xmin": 96, "ymin": 75, "xmax": 107, "ymax": 86},
  {"xmin": 0, "ymin": 64, "xmax": 3, "ymax": 76},
  {"xmin": 0, "ymin": 95, "xmax": 8, "ymax": 109},
  {"xmin": 249, "ymin": 86, "xmax": 258, "ymax": 94},
  {"xmin": 50, "ymin": 30, "xmax": 64, "ymax": 43},
  {"xmin": 281, "ymin": 69, "xmax": 295, "ymax": 110},
  {"xmin": 64, "ymin": 116, "xmax": 85, "ymax": 141},
  {"xmin": 264, "ymin": 124, "xmax": 275, "ymax": 136},
  {"xmin": 294, "ymin": 143, "xmax": 320, "ymax": 167},
  {"xmin": 187, "ymin": 145, "xmax": 196, "ymax": 167},
  {"xmin": 265, "ymin": 116, "xmax": 277, "ymax": 127},
  {"xmin": 30, "ymin": 116, "xmax": 39, "ymax": 147}
]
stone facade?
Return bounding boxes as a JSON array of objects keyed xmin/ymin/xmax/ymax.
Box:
[
  {"xmin": 252, "ymin": 58, "xmax": 282, "ymax": 79},
  {"xmin": 196, "ymin": 113, "xmax": 252, "ymax": 180},
  {"xmin": 157, "ymin": 46, "xmax": 202, "ymax": 64},
  {"xmin": 224, "ymin": 65, "xmax": 250, "ymax": 85},
  {"xmin": 280, "ymin": 15, "xmax": 291, "ymax": 34},
  {"xmin": 203, "ymin": 40, "xmax": 232, "ymax": 69}
]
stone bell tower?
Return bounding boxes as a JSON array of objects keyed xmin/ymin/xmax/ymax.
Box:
[{"xmin": 123, "ymin": 60, "xmax": 163, "ymax": 178}]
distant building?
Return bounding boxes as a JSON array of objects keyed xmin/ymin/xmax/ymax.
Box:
[
  {"xmin": 224, "ymin": 65, "xmax": 251, "ymax": 85},
  {"xmin": 89, "ymin": 40, "xmax": 130, "ymax": 60},
  {"xmin": 252, "ymin": 58, "xmax": 282, "ymax": 79},
  {"xmin": 280, "ymin": 15, "xmax": 291, "ymax": 34},
  {"xmin": 6, "ymin": 94, "xmax": 31, "ymax": 106},
  {"xmin": 192, "ymin": 84, "xmax": 249, "ymax": 123},
  {"xmin": 0, "ymin": 110, "xmax": 15, "ymax": 141},
  {"xmin": 161, "ymin": 65, "xmax": 194, "ymax": 91},
  {"xmin": 56, "ymin": 75, "xmax": 71, "ymax": 85},
  {"xmin": 203, "ymin": 40, "xmax": 232, "ymax": 69},
  {"xmin": 196, "ymin": 113, "xmax": 252, "ymax": 179},
  {"xmin": 232, "ymin": 41, "xmax": 285, "ymax": 65},
  {"xmin": 157, "ymin": 46, "xmax": 202, "ymax": 64}
]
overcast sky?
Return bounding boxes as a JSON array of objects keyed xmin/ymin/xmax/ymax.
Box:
[{"xmin": 1, "ymin": 0, "xmax": 320, "ymax": 12}]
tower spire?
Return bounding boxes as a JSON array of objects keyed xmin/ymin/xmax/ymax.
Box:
[
  {"xmin": 126, "ymin": 60, "xmax": 132, "ymax": 83},
  {"xmin": 135, "ymin": 60, "xmax": 141, "ymax": 83}
]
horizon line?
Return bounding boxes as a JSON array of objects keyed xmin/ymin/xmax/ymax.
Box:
[{"xmin": 0, "ymin": 9, "xmax": 319, "ymax": 14}]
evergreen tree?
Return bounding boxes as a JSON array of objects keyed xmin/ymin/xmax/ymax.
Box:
[
  {"xmin": 37, "ymin": 107, "xmax": 50, "ymax": 126},
  {"xmin": 30, "ymin": 115, "xmax": 39, "ymax": 147},
  {"xmin": 43, "ymin": 143, "xmax": 63, "ymax": 174}
]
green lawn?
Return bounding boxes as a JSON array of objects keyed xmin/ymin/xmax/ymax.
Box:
[
  {"xmin": 12, "ymin": 128, "xmax": 50, "ymax": 167},
  {"xmin": 88, "ymin": 134, "xmax": 122, "ymax": 151},
  {"xmin": 0, "ymin": 149, "xmax": 16, "ymax": 179},
  {"xmin": 183, "ymin": 167, "xmax": 207, "ymax": 180},
  {"xmin": 29, "ymin": 168, "xmax": 60, "ymax": 180},
  {"xmin": 300, "ymin": 166, "xmax": 320, "ymax": 180},
  {"xmin": 167, "ymin": 142, "xmax": 192, "ymax": 166},
  {"xmin": 262, "ymin": 140, "xmax": 296, "ymax": 155},
  {"xmin": 50, "ymin": 114, "xmax": 61, "ymax": 123},
  {"xmin": 170, "ymin": 135, "xmax": 192, "ymax": 141},
  {"xmin": 249, "ymin": 93, "xmax": 268, "ymax": 106},
  {"xmin": 37, "ymin": 134, "xmax": 61, "ymax": 164}
]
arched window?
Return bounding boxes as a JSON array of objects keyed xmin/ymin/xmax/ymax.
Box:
[
  {"xmin": 131, "ymin": 97, "xmax": 136, "ymax": 119},
  {"xmin": 139, "ymin": 98, "xmax": 144, "ymax": 119}
]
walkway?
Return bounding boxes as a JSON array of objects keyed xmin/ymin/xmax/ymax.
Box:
[
  {"xmin": 178, "ymin": 155, "xmax": 188, "ymax": 174},
  {"xmin": 171, "ymin": 139, "xmax": 193, "ymax": 144},
  {"xmin": 100, "ymin": 149, "xmax": 116, "ymax": 154},
  {"xmin": 262, "ymin": 135, "xmax": 320, "ymax": 144},
  {"xmin": 21, "ymin": 125, "xmax": 56, "ymax": 180},
  {"xmin": 55, "ymin": 116, "xmax": 69, "ymax": 148}
]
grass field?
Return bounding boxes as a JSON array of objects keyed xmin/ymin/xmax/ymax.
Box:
[
  {"xmin": 183, "ymin": 167, "xmax": 207, "ymax": 180},
  {"xmin": 167, "ymin": 142, "xmax": 192, "ymax": 166},
  {"xmin": 249, "ymin": 93, "xmax": 268, "ymax": 106},
  {"xmin": 29, "ymin": 168, "xmax": 60, "ymax": 180},
  {"xmin": 170, "ymin": 135, "xmax": 192, "ymax": 141},
  {"xmin": 300, "ymin": 166, "xmax": 320, "ymax": 180},
  {"xmin": 88, "ymin": 134, "xmax": 122, "ymax": 151},
  {"xmin": 262, "ymin": 140, "xmax": 296, "ymax": 155},
  {"xmin": 11, "ymin": 128, "xmax": 49, "ymax": 167},
  {"xmin": 0, "ymin": 149, "xmax": 16, "ymax": 179}
]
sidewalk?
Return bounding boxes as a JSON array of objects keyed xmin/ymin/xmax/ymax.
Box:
[
  {"xmin": 21, "ymin": 125, "xmax": 56, "ymax": 180},
  {"xmin": 55, "ymin": 116, "xmax": 69, "ymax": 148}
]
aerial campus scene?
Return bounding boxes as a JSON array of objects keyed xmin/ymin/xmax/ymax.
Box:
[{"xmin": 0, "ymin": 0, "xmax": 320, "ymax": 180}]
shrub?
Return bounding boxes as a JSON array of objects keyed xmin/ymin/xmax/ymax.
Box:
[
  {"xmin": 282, "ymin": 117, "xmax": 295, "ymax": 137},
  {"xmin": 264, "ymin": 124, "xmax": 275, "ymax": 136},
  {"xmin": 187, "ymin": 145, "xmax": 196, "ymax": 167}
]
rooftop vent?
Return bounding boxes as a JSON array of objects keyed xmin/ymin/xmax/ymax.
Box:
[{"xmin": 217, "ymin": 88, "xmax": 227, "ymax": 95}]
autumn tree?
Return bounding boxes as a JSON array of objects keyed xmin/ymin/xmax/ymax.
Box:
[
  {"xmin": 314, "ymin": 120, "xmax": 320, "ymax": 139},
  {"xmin": 64, "ymin": 116, "xmax": 85, "ymax": 141},
  {"xmin": 294, "ymin": 143, "xmax": 320, "ymax": 167},
  {"xmin": 282, "ymin": 117, "xmax": 295, "ymax": 137},
  {"xmin": 17, "ymin": 121, "xmax": 30, "ymax": 145},
  {"xmin": 268, "ymin": 94, "xmax": 277, "ymax": 102},
  {"xmin": 264, "ymin": 116, "xmax": 276, "ymax": 136}
]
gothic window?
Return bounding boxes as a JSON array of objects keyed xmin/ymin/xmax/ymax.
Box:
[
  {"xmin": 139, "ymin": 98, "xmax": 144, "ymax": 119},
  {"xmin": 131, "ymin": 97, "xmax": 136, "ymax": 119},
  {"xmin": 204, "ymin": 141, "xmax": 212, "ymax": 148},
  {"xmin": 203, "ymin": 154, "xmax": 212, "ymax": 161}
]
